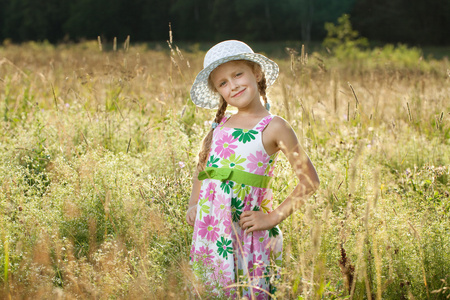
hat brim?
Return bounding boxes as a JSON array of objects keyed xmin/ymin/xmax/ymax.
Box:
[{"xmin": 190, "ymin": 53, "xmax": 279, "ymax": 109}]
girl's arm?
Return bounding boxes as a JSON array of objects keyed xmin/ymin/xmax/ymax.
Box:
[
  {"xmin": 186, "ymin": 170, "xmax": 202, "ymax": 226},
  {"xmin": 239, "ymin": 117, "xmax": 320, "ymax": 233}
]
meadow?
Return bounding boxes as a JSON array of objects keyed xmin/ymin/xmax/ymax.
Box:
[{"xmin": 0, "ymin": 38, "xmax": 449, "ymax": 299}]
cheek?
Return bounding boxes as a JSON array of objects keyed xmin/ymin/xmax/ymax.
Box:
[{"xmin": 217, "ymin": 87, "xmax": 229, "ymax": 97}]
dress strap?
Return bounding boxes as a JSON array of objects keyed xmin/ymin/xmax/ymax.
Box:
[
  {"xmin": 253, "ymin": 115, "xmax": 274, "ymax": 132},
  {"xmin": 218, "ymin": 115, "xmax": 232, "ymax": 127}
]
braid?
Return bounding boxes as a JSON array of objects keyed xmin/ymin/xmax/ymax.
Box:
[
  {"xmin": 258, "ymin": 73, "xmax": 268, "ymax": 107},
  {"xmin": 197, "ymin": 96, "xmax": 228, "ymax": 172}
]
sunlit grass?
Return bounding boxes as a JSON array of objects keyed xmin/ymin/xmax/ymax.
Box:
[{"xmin": 0, "ymin": 40, "xmax": 449, "ymax": 299}]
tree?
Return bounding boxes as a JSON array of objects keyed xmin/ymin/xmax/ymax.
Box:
[
  {"xmin": 323, "ymin": 14, "xmax": 368, "ymax": 50},
  {"xmin": 2, "ymin": 0, "xmax": 69, "ymax": 42},
  {"xmin": 351, "ymin": 0, "xmax": 450, "ymax": 45}
]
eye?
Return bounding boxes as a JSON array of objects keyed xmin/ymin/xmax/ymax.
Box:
[
  {"xmin": 235, "ymin": 72, "xmax": 243, "ymax": 77},
  {"xmin": 218, "ymin": 81, "xmax": 227, "ymax": 87}
]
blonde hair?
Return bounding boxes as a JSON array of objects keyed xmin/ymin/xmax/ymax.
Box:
[{"xmin": 196, "ymin": 60, "xmax": 268, "ymax": 172}]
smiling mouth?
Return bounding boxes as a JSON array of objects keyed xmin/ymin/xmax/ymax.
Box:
[{"xmin": 232, "ymin": 88, "xmax": 246, "ymax": 98}]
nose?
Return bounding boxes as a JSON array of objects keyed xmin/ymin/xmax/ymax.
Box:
[{"xmin": 230, "ymin": 79, "xmax": 240, "ymax": 90}]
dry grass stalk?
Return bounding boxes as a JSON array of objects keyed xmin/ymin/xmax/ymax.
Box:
[
  {"xmin": 348, "ymin": 82, "xmax": 359, "ymax": 108},
  {"xmin": 339, "ymin": 244, "xmax": 355, "ymax": 295},
  {"xmin": 97, "ymin": 36, "xmax": 102, "ymax": 52}
]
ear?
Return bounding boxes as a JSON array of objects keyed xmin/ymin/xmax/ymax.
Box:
[{"xmin": 255, "ymin": 70, "xmax": 263, "ymax": 82}]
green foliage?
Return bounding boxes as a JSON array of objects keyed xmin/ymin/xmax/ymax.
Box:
[
  {"xmin": 321, "ymin": 14, "xmax": 438, "ymax": 74},
  {"xmin": 18, "ymin": 118, "xmax": 51, "ymax": 196},
  {"xmin": 323, "ymin": 14, "xmax": 369, "ymax": 51}
]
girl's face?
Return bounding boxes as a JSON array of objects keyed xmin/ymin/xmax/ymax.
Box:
[{"xmin": 210, "ymin": 61, "xmax": 262, "ymax": 110}]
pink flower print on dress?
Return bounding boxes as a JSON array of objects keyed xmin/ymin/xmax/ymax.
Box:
[
  {"xmin": 243, "ymin": 193, "xmax": 253, "ymax": 212},
  {"xmin": 215, "ymin": 132, "xmax": 238, "ymax": 159},
  {"xmin": 247, "ymin": 151, "xmax": 270, "ymax": 175},
  {"xmin": 196, "ymin": 246, "xmax": 214, "ymax": 266},
  {"xmin": 197, "ymin": 189, "xmax": 204, "ymax": 203},
  {"xmin": 213, "ymin": 259, "xmax": 232, "ymax": 287},
  {"xmin": 190, "ymin": 244, "xmax": 196, "ymax": 262},
  {"xmin": 256, "ymin": 189, "xmax": 273, "ymax": 213},
  {"xmin": 264, "ymin": 244, "xmax": 271, "ymax": 257},
  {"xmin": 255, "ymin": 291, "xmax": 269, "ymax": 300},
  {"xmin": 255, "ymin": 116, "xmax": 272, "ymax": 132},
  {"xmin": 223, "ymin": 285, "xmax": 237, "ymax": 299},
  {"xmin": 205, "ymin": 182, "xmax": 217, "ymax": 201},
  {"xmin": 198, "ymin": 215, "xmax": 220, "ymax": 242},
  {"xmin": 223, "ymin": 216, "xmax": 235, "ymax": 236},
  {"xmin": 248, "ymin": 254, "xmax": 265, "ymax": 277},
  {"xmin": 218, "ymin": 116, "xmax": 231, "ymax": 128},
  {"xmin": 192, "ymin": 220, "xmax": 201, "ymax": 241},
  {"xmin": 235, "ymin": 230, "xmax": 252, "ymax": 256},
  {"xmin": 253, "ymin": 230, "xmax": 268, "ymax": 253},
  {"xmin": 214, "ymin": 193, "xmax": 231, "ymax": 221}
]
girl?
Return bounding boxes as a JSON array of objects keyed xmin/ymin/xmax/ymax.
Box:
[{"xmin": 186, "ymin": 40, "xmax": 319, "ymax": 299}]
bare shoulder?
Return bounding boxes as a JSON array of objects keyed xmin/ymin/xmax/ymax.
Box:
[
  {"xmin": 264, "ymin": 116, "xmax": 299, "ymax": 154},
  {"xmin": 266, "ymin": 116, "xmax": 298, "ymax": 140},
  {"xmin": 268, "ymin": 116, "xmax": 291, "ymax": 130}
]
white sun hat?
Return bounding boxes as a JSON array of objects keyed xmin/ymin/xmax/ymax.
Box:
[{"xmin": 190, "ymin": 40, "xmax": 279, "ymax": 109}]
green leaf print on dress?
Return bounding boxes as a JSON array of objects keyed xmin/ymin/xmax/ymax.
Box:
[
  {"xmin": 207, "ymin": 155, "xmax": 220, "ymax": 168},
  {"xmin": 233, "ymin": 183, "xmax": 251, "ymax": 200},
  {"xmin": 268, "ymin": 226, "xmax": 280, "ymax": 238},
  {"xmin": 216, "ymin": 237, "xmax": 233, "ymax": 259},
  {"xmin": 220, "ymin": 180, "xmax": 234, "ymax": 194},
  {"xmin": 231, "ymin": 197, "xmax": 244, "ymax": 222},
  {"xmin": 220, "ymin": 153, "xmax": 246, "ymax": 171},
  {"xmin": 264, "ymin": 154, "xmax": 277, "ymax": 175},
  {"xmin": 198, "ymin": 198, "xmax": 210, "ymax": 220},
  {"xmin": 232, "ymin": 128, "xmax": 259, "ymax": 144}
]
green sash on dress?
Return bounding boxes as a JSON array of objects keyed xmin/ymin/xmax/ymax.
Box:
[{"xmin": 198, "ymin": 167, "xmax": 272, "ymax": 188}]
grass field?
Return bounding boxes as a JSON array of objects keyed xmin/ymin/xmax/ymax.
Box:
[{"xmin": 0, "ymin": 39, "xmax": 449, "ymax": 299}]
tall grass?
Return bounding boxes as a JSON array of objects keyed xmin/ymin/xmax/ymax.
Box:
[{"xmin": 0, "ymin": 40, "xmax": 449, "ymax": 299}]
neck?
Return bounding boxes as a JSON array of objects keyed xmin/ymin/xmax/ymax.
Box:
[{"xmin": 235, "ymin": 101, "xmax": 268, "ymax": 117}]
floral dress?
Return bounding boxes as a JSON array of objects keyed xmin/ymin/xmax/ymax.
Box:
[{"xmin": 190, "ymin": 114, "xmax": 283, "ymax": 299}]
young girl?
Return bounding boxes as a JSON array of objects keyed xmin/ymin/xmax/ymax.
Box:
[{"xmin": 186, "ymin": 40, "xmax": 319, "ymax": 299}]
